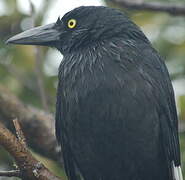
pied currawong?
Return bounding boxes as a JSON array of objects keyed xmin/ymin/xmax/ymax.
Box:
[{"xmin": 7, "ymin": 6, "xmax": 183, "ymax": 180}]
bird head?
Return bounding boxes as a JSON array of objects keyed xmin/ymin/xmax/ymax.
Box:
[{"xmin": 6, "ymin": 6, "xmax": 147, "ymax": 54}]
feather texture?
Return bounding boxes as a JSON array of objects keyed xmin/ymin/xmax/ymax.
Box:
[{"xmin": 173, "ymin": 161, "xmax": 183, "ymax": 180}]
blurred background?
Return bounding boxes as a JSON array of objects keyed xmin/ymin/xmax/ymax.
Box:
[{"xmin": 0, "ymin": 0, "xmax": 185, "ymax": 179}]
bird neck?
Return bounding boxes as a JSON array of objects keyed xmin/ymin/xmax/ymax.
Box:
[{"xmin": 58, "ymin": 40, "xmax": 109, "ymax": 89}]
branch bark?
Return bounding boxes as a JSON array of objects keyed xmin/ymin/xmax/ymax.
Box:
[
  {"xmin": 109, "ymin": 0, "xmax": 185, "ymax": 16},
  {"xmin": 0, "ymin": 85, "xmax": 62, "ymax": 164},
  {"xmin": 13, "ymin": 118, "xmax": 27, "ymax": 148},
  {"xmin": 0, "ymin": 119, "xmax": 62, "ymax": 180}
]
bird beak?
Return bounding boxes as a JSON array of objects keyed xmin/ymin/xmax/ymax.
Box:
[{"xmin": 6, "ymin": 23, "xmax": 61, "ymax": 46}]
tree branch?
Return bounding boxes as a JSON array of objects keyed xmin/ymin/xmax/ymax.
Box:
[
  {"xmin": 0, "ymin": 85, "xmax": 62, "ymax": 164},
  {"xmin": 13, "ymin": 118, "xmax": 27, "ymax": 148},
  {"xmin": 109, "ymin": 0, "xmax": 185, "ymax": 16},
  {"xmin": 0, "ymin": 120, "xmax": 62, "ymax": 180},
  {"xmin": 0, "ymin": 170, "xmax": 21, "ymax": 177}
]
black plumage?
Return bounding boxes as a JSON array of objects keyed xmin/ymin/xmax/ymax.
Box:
[{"xmin": 7, "ymin": 6, "xmax": 183, "ymax": 180}]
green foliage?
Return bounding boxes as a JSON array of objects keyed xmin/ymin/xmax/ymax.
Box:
[
  {"xmin": 180, "ymin": 133, "xmax": 185, "ymax": 175},
  {"xmin": 178, "ymin": 96, "xmax": 185, "ymax": 121}
]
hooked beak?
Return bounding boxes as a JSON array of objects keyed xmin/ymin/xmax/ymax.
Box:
[{"xmin": 6, "ymin": 23, "xmax": 61, "ymax": 46}]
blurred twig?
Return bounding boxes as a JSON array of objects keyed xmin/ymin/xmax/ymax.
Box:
[
  {"xmin": 109, "ymin": 0, "xmax": 185, "ymax": 16},
  {"xmin": 0, "ymin": 119, "xmax": 62, "ymax": 180},
  {"xmin": 0, "ymin": 170, "xmax": 21, "ymax": 177},
  {"xmin": 29, "ymin": 0, "xmax": 49, "ymax": 111},
  {"xmin": 34, "ymin": 48, "xmax": 49, "ymax": 111}
]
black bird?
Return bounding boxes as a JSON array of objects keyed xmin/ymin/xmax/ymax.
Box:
[{"xmin": 7, "ymin": 6, "xmax": 183, "ymax": 180}]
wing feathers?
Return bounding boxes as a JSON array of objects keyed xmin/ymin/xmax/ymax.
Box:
[{"xmin": 173, "ymin": 161, "xmax": 183, "ymax": 180}]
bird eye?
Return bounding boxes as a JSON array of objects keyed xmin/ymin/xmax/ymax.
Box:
[{"xmin": 67, "ymin": 19, "xmax": 77, "ymax": 29}]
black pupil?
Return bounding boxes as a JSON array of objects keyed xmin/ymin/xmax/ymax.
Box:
[{"xmin": 70, "ymin": 21, "xmax": 74, "ymax": 26}]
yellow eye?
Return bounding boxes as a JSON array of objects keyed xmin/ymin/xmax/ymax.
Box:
[{"xmin": 67, "ymin": 19, "xmax": 77, "ymax": 29}]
